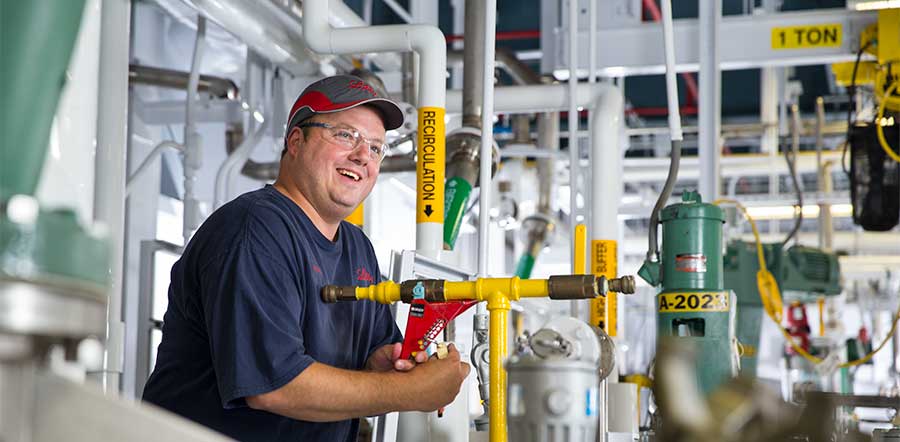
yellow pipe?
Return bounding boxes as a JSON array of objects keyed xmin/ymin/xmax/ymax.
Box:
[
  {"xmin": 487, "ymin": 292, "xmax": 510, "ymax": 442},
  {"xmin": 818, "ymin": 296, "xmax": 826, "ymax": 337},
  {"xmin": 574, "ymin": 224, "xmax": 586, "ymax": 274},
  {"xmin": 343, "ymin": 275, "xmax": 621, "ymax": 442},
  {"xmin": 354, "ymin": 281, "xmax": 402, "ymax": 304}
]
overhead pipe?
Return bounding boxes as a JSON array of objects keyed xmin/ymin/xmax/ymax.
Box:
[
  {"xmin": 154, "ymin": 0, "xmax": 402, "ymax": 75},
  {"xmin": 303, "ymin": 0, "xmax": 447, "ymax": 257},
  {"xmin": 182, "ymin": 16, "xmax": 206, "ymax": 246},
  {"xmin": 128, "ymin": 64, "xmax": 238, "ymax": 100}
]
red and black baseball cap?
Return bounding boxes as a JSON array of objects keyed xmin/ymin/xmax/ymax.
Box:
[{"xmin": 285, "ymin": 74, "xmax": 404, "ymax": 137}]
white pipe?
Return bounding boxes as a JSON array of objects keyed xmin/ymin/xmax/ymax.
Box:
[
  {"xmin": 660, "ymin": 0, "xmax": 682, "ymax": 141},
  {"xmin": 567, "ymin": 0, "xmax": 580, "ymax": 282},
  {"xmin": 125, "ymin": 141, "xmax": 183, "ymax": 197},
  {"xmin": 589, "ymin": 0, "xmax": 597, "ymax": 84},
  {"xmin": 698, "ymin": 0, "xmax": 722, "ymax": 200},
  {"xmin": 590, "ymin": 94, "xmax": 624, "ymax": 265},
  {"xmin": 182, "ymin": 17, "xmax": 205, "ymax": 246},
  {"xmin": 446, "ymin": 83, "xmax": 617, "ymax": 115},
  {"xmin": 304, "ymin": 0, "xmax": 447, "ymax": 258},
  {"xmin": 214, "ymin": 120, "xmax": 271, "ymax": 209},
  {"xmin": 478, "ymin": 0, "xmax": 497, "ymax": 278},
  {"xmin": 180, "ymin": 0, "xmax": 319, "ymax": 76},
  {"xmin": 94, "ymin": 0, "xmax": 131, "ymax": 394}
]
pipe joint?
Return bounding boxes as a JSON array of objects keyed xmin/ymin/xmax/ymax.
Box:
[
  {"xmin": 399, "ymin": 279, "xmax": 446, "ymax": 303},
  {"xmin": 320, "ymin": 285, "xmax": 358, "ymax": 303},
  {"xmin": 486, "ymin": 291, "xmax": 511, "ymax": 311}
]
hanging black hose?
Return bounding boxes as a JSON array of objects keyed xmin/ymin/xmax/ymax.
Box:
[
  {"xmin": 780, "ymin": 143, "xmax": 803, "ymax": 248},
  {"xmin": 843, "ymin": 40, "xmax": 875, "ymax": 175},
  {"xmin": 781, "ymin": 107, "xmax": 803, "ymax": 249}
]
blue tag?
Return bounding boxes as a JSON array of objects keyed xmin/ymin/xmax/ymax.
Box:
[{"xmin": 413, "ymin": 282, "xmax": 425, "ymax": 299}]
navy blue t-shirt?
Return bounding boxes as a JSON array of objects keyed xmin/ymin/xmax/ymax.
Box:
[{"xmin": 143, "ymin": 185, "xmax": 402, "ymax": 441}]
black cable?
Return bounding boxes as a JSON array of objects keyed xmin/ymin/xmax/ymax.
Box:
[
  {"xmin": 780, "ymin": 137, "xmax": 803, "ymax": 249},
  {"xmin": 844, "ymin": 40, "xmax": 875, "ymax": 175},
  {"xmin": 647, "ymin": 139, "xmax": 682, "ymax": 261}
]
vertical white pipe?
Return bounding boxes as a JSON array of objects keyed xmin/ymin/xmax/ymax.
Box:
[
  {"xmin": 590, "ymin": 84, "xmax": 623, "ymax": 442},
  {"xmin": 698, "ymin": 0, "xmax": 721, "ymax": 200},
  {"xmin": 304, "ymin": 0, "xmax": 447, "ymax": 259},
  {"xmin": 589, "ymin": 0, "xmax": 597, "ymax": 85},
  {"xmin": 660, "ymin": 0, "xmax": 683, "ymax": 141},
  {"xmin": 568, "ymin": 0, "xmax": 581, "ymax": 319},
  {"xmin": 182, "ymin": 17, "xmax": 205, "ymax": 246},
  {"xmin": 94, "ymin": 0, "xmax": 131, "ymax": 394},
  {"xmin": 479, "ymin": 1, "xmax": 498, "ymax": 278},
  {"xmin": 590, "ymin": 88, "xmax": 624, "ymax": 266}
]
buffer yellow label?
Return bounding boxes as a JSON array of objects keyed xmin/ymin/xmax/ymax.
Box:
[
  {"xmin": 658, "ymin": 292, "xmax": 729, "ymax": 313},
  {"xmin": 771, "ymin": 24, "xmax": 841, "ymax": 49},
  {"xmin": 417, "ymin": 107, "xmax": 445, "ymax": 223},
  {"xmin": 590, "ymin": 240, "xmax": 617, "ymax": 336}
]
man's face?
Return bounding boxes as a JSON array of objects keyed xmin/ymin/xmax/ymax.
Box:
[{"xmin": 284, "ymin": 105, "xmax": 385, "ymax": 222}]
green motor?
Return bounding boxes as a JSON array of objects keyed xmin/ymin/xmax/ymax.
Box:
[{"xmin": 639, "ymin": 191, "xmax": 737, "ymax": 395}]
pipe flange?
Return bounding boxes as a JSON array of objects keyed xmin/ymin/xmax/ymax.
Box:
[
  {"xmin": 519, "ymin": 213, "xmax": 558, "ymax": 249},
  {"xmin": 446, "ymin": 126, "xmax": 500, "ymax": 183}
]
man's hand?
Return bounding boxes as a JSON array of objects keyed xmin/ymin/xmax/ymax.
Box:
[
  {"xmin": 404, "ymin": 344, "xmax": 470, "ymax": 412},
  {"xmin": 365, "ymin": 342, "xmax": 428, "ymax": 372}
]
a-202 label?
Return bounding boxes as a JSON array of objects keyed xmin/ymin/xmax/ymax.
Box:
[{"xmin": 658, "ymin": 292, "xmax": 729, "ymax": 313}]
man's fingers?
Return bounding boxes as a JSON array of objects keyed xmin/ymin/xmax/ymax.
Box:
[
  {"xmin": 415, "ymin": 351, "xmax": 428, "ymax": 363},
  {"xmin": 391, "ymin": 343, "xmax": 402, "ymax": 361}
]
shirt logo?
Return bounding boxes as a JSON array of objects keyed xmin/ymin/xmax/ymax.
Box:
[
  {"xmin": 355, "ymin": 267, "xmax": 375, "ymax": 283},
  {"xmin": 348, "ymin": 80, "xmax": 376, "ymax": 97},
  {"xmin": 312, "ymin": 264, "xmax": 323, "ymax": 274}
]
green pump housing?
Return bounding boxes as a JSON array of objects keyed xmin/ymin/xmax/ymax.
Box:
[
  {"xmin": 639, "ymin": 191, "xmax": 737, "ymax": 395},
  {"xmin": 724, "ymin": 241, "xmax": 842, "ymax": 377}
]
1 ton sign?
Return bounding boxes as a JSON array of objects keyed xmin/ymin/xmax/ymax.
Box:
[{"xmin": 771, "ymin": 23, "xmax": 841, "ymax": 50}]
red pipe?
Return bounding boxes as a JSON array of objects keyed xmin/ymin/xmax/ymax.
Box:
[
  {"xmin": 446, "ymin": 30, "xmax": 541, "ymax": 43},
  {"xmin": 641, "ymin": 0, "xmax": 699, "ymax": 106},
  {"xmin": 626, "ymin": 105, "xmax": 698, "ymax": 117}
]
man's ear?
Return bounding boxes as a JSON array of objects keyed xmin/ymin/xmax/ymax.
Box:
[{"xmin": 285, "ymin": 126, "xmax": 305, "ymax": 157}]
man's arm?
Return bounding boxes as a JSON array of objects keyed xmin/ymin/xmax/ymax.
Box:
[{"xmin": 247, "ymin": 345, "xmax": 469, "ymax": 422}]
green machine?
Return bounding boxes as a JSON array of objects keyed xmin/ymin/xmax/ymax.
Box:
[
  {"xmin": 639, "ymin": 191, "xmax": 738, "ymax": 395},
  {"xmin": 724, "ymin": 241, "xmax": 842, "ymax": 377},
  {"xmin": 1, "ymin": 2, "xmax": 110, "ymax": 335}
]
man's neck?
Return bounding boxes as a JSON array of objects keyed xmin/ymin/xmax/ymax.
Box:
[{"xmin": 272, "ymin": 182, "xmax": 341, "ymax": 241}]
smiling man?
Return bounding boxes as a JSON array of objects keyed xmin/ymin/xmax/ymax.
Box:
[{"xmin": 142, "ymin": 75, "xmax": 470, "ymax": 442}]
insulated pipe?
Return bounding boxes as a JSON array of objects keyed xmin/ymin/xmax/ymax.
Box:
[
  {"xmin": 173, "ymin": 0, "xmax": 319, "ymax": 76},
  {"xmin": 567, "ymin": 0, "xmax": 580, "ymax": 288},
  {"xmin": 94, "ymin": 0, "xmax": 131, "ymax": 394},
  {"xmin": 128, "ymin": 64, "xmax": 238, "ymax": 99},
  {"xmin": 446, "ymin": 83, "xmax": 622, "ymax": 114},
  {"xmin": 214, "ymin": 120, "xmax": 270, "ymax": 209},
  {"xmin": 589, "ymin": 86, "xmax": 625, "ymax": 331},
  {"xmin": 443, "ymin": 0, "xmax": 492, "ymax": 251},
  {"xmin": 182, "ymin": 17, "xmax": 205, "ymax": 246},
  {"xmin": 303, "ymin": 0, "xmax": 447, "ymax": 257},
  {"xmin": 463, "ymin": 3, "xmax": 486, "ymax": 129}
]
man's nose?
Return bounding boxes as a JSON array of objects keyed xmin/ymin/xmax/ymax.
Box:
[{"xmin": 347, "ymin": 143, "xmax": 370, "ymax": 165}]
